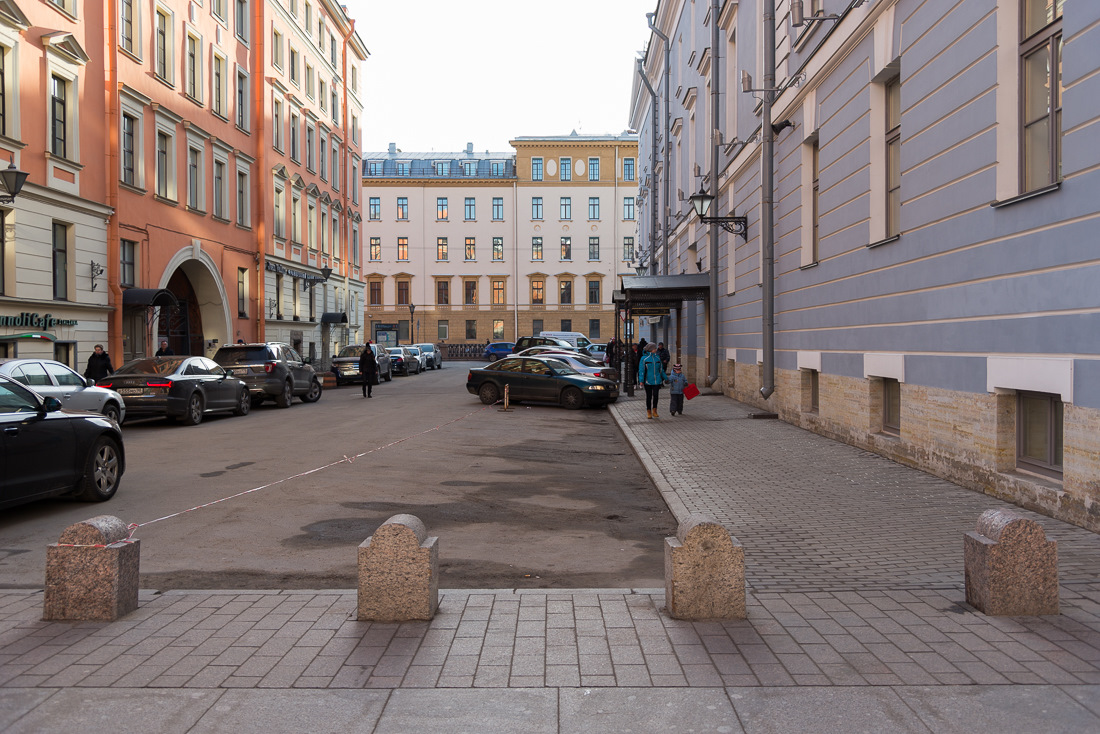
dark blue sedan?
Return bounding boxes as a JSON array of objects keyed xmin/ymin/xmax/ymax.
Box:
[{"xmin": 483, "ymin": 342, "xmax": 516, "ymax": 361}]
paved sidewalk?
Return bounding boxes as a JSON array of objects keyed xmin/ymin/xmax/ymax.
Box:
[{"xmin": 2, "ymin": 390, "xmax": 1099, "ymax": 732}]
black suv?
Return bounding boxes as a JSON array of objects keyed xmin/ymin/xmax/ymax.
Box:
[
  {"xmin": 511, "ymin": 336, "xmax": 581, "ymax": 354},
  {"xmin": 213, "ymin": 343, "xmax": 322, "ymax": 408},
  {"xmin": 331, "ymin": 344, "xmax": 393, "ymax": 386}
]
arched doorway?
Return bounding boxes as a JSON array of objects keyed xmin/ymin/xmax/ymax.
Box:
[
  {"xmin": 160, "ymin": 270, "xmax": 204, "ymax": 356},
  {"xmin": 156, "ymin": 248, "xmax": 232, "ymax": 357}
]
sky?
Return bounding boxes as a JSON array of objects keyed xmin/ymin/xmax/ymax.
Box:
[{"xmin": 342, "ymin": 0, "xmax": 658, "ymax": 154}]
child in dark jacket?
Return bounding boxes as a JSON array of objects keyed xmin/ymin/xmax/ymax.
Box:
[{"xmin": 668, "ymin": 363, "xmax": 688, "ymax": 416}]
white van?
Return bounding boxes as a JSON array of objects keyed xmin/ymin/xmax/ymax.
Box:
[{"xmin": 539, "ymin": 331, "xmax": 593, "ymax": 349}]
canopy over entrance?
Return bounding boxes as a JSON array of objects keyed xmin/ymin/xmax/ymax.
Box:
[{"xmin": 616, "ymin": 273, "xmax": 710, "ymax": 309}]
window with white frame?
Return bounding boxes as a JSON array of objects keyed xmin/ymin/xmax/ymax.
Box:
[
  {"xmin": 623, "ymin": 157, "xmax": 635, "ymax": 181},
  {"xmin": 185, "ymin": 31, "xmax": 202, "ymax": 102},
  {"xmin": 155, "ymin": 7, "xmax": 172, "ymax": 82},
  {"xmin": 1021, "ymin": 0, "xmax": 1064, "ymax": 192},
  {"xmin": 121, "ymin": 112, "xmax": 138, "ymax": 186},
  {"xmin": 290, "ymin": 111, "xmax": 300, "ymax": 161},
  {"xmin": 236, "ymin": 165, "xmax": 250, "ymax": 227},
  {"xmin": 0, "ymin": 46, "xmax": 10, "ymax": 139},
  {"xmin": 319, "ymin": 79, "xmax": 326, "ymax": 112},
  {"xmin": 352, "ymin": 224, "xmax": 360, "ymax": 266},
  {"xmin": 272, "ymin": 98, "xmax": 283, "ymax": 151},
  {"xmin": 331, "ymin": 144, "xmax": 339, "ymax": 190},
  {"xmin": 234, "ymin": 0, "xmax": 248, "ymax": 42},
  {"xmin": 369, "ymin": 237, "xmax": 380, "ymax": 261},
  {"xmin": 305, "ymin": 63, "xmax": 314, "ymax": 98},
  {"xmin": 186, "ymin": 145, "xmax": 204, "ymax": 210},
  {"xmin": 306, "ymin": 123, "xmax": 315, "ymax": 170},
  {"xmin": 369, "ymin": 196, "xmax": 380, "ymax": 220},
  {"xmin": 307, "ymin": 202, "xmax": 316, "ymax": 248},
  {"xmin": 531, "ymin": 197, "xmax": 542, "ymax": 219},
  {"xmin": 50, "ymin": 75, "xmax": 71, "ymax": 159},
  {"xmin": 588, "ymin": 197, "xmax": 600, "ymax": 220},
  {"xmin": 331, "ymin": 90, "xmax": 339, "ymax": 124},
  {"xmin": 273, "ymin": 185, "xmax": 285, "ymax": 238},
  {"xmin": 120, "ymin": 239, "xmax": 136, "ymax": 287},
  {"xmin": 351, "ymin": 157, "xmax": 359, "ymax": 203},
  {"xmin": 213, "ymin": 154, "xmax": 228, "ymax": 218},
  {"xmin": 319, "ymin": 132, "xmax": 327, "ymax": 180},
  {"xmin": 154, "ymin": 112, "xmax": 177, "ymax": 199},
  {"xmin": 623, "ymin": 197, "xmax": 635, "ymax": 220},
  {"xmin": 212, "ymin": 0, "xmax": 226, "ymax": 23},
  {"xmin": 492, "ymin": 197, "xmax": 503, "ymax": 220},
  {"xmin": 235, "ymin": 68, "xmax": 249, "ymax": 130},
  {"xmin": 272, "ymin": 29, "xmax": 283, "ymax": 69},
  {"xmin": 531, "ymin": 157, "xmax": 542, "ymax": 181},
  {"xmin": 588, "ymin": 157, "xmax": 599, "ymax": 181},
  {"xmin": 289, "ymin": 47, "xmax": 299, "ymax": 86},
  {"xmin": 120, "ymin": 0, "xmax": 139, "ymax": 56},
  {"xmin": 320, "ymin": 207, "xmax": 328, "ymax": 253},
  {"xmin": 331, "ymin": 217, "xmax": 339, "ymax": 259},
  {"xmin": 885, "ymin": 76, "xmax": 901, "ymax": 238},
  {"xmin": 292, "ymin": 193, "xmax": 301, "ymax": 242},
  {"xmin": 119, "ymin": 90, "xmax": 146, "ymax": 189},
  {"xmin": 212, "ymin": 53, "xmax": 227, "ymax": 117},
  {"xmin": 559, "ymin": 157, "xmax": 571, "ymax": 181}
]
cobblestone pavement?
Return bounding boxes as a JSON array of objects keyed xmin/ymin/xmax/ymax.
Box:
[{"xmin": 2, "ymin": 389, "xmax": 1100, "ymax": 731}]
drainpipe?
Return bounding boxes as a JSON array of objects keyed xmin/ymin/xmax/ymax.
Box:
[
  {"xmin": 707, "ymin": 0, "xmax": 721, "ymax": 387},
  {"xmin": 760, "ymin": 0, "xmax": 776, "ymax": 399},
  {"xmin": 253, "ymin": 0, "xmax": 267, "ymax": 342},
  {"xmin": 106, "ymin": 0, "xmax": 124, "ymax": 360},
  {"xmin": 635, "ymin": 60, "xmax": 658, "ymax": 280},
  {"xmin": 646, "ymin": 12, "xmax": 670, "ymax": 278}
]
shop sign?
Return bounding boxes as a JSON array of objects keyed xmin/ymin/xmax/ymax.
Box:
[{"xmin": 0, "ymin": 312, "xmax": 79, "ymax": 328}]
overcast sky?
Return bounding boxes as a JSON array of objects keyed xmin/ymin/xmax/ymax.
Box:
[{"xmin": 343, "ymin": 0, "xmax": 657, "ymax": 154}]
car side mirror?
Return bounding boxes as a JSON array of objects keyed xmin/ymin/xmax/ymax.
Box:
[
  {"xmin": 85, "ymin": 376, "xmax": 95, "ymax": 387},
  {"xmin": 42, "ymin": 396, "xmax": 63, "ymax": 413}
]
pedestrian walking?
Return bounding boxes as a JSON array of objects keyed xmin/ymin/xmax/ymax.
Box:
[
  {"xmin": 359, "ymin": 342, "xmax": 379, "ymax": 398},
  {"xmin": 657, "ymin": 342, "xmax": 671, "ymax": 372},
  {"xmin": 84, "ymin": 344, "xmax": 114, "ymax": 382},
  {"xmin": 629, "ymin": 343, "xmax": 640, "ymax": 387},
  {"xmin": 637, "ymin": 342, "xmax": 667, "ymax": 419},
  {"xmin": 155, "ymin": 340, "xmax": 174, "ymax": 356},
  {"xmin": 668, "ymin": 363, "xmax": 688, "ymax": 416}
]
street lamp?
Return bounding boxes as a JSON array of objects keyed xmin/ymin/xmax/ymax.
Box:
[
  {"xmin": 0, "ymin": 156, "xmax": 29, "ymax": 205},
  {"xmin": 408, "ymin": 303, "xmax": 416, "ymax": 343},
  {"xmin": 689, "ymin": 189, "xmax": 749, "ymax": 240}
]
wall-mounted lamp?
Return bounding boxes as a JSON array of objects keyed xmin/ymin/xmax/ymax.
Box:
[
  {"xmin": 689, "ymin": 188, "xmax": 749, "ymax": 240},
  {"xmin": 0, "ymin": 155, "xmax": 29, "ymax": 204},
  {"xmin": 300, "ymin": 266, "xmax": 334, "ymax": 290},
  {"xmin": 90, "ymin": 260, "xmax": 105, "ymax": 291},
  {"xmin": 771, "ymin": 119, "xmax": 794, "ymax": 135}
]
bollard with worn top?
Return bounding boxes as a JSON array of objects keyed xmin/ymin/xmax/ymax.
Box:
[
  {"xmin": 358, "ymin": 514, "xmax": 439, "ymax": 622},
  {"xmin": 664, "ymin": 514, "xmax": 746, "ymax": 620},
  {"xmin": 964, "ymin": 508, "xmax": 1059, "ymax": 616},
  {"xmin": 44, "ymin": 515, "xmax": 139, "ymax": 621}
]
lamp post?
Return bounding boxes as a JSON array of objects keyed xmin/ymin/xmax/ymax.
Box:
[
  {"xmin": 0, "ymin": 156, "xmax": 29, "ymax": 205},
  {"xmin": 408, "ymin": 303, "xmax": 416, "ymax": 344},
  {"xmin": 688, "ymin": 190, "xmax": 749, "ymax": 239}
]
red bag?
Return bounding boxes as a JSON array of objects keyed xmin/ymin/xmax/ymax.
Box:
[{"xmin": 684, "ymin": 383, "xmax": 700, "ymax": 400}]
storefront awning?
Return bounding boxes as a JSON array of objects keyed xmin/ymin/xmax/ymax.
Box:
[
  {"xmin": 321, "ymin": 312, "xmax": 348, "ymax": 324},
  {"xmin": 122, "ymin": 288, "xmax": 179, "ymax": 309},
  {"xmin": 618, "ymin": 274, "xmax": 711, "ymax": 307}
]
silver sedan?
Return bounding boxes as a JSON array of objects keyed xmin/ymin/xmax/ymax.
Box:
[{"xmin": 0, "ymin": 358, "xmax": 127, "ymax": 423}]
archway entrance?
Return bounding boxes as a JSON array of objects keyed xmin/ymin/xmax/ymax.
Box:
[
  {"xmin": 155, "ymin": 252, "xmax": 232, "ymax": 358},
  {"xmin": 160, "ymin": 270, "xmax": 205, "ymax": 356}
]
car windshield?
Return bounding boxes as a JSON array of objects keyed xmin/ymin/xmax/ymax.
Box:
[
  {"xmin": 337, "ymin": 345, "xmax": 366, "ymax": 358},
  {"xmin": 387, "ymin": 348, "xmax": 402, "ymax": 355},
  {"xmin": 407, "ymin": 347, "xmax": 421, "ymax": 355},
  {"xmin": 115, "ymin": 357, "xmax": 186, "ymax": 375},
  {"xmin": 418, "ymin": 345, "xmax": 434, "ymax": 352},
  {"xmin": 214, "ymin": 347, "xmax": 272, "ymax": 365},
  {"xmin": 542, "ymin": 358, "xmax": 579, "ymax": 375},
  {"xmin": 571, "ymin": 355, "xmax": 604, "ymax": 367}
]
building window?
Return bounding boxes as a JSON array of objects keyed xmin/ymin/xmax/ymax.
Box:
[
  {"xmin": 274, "ymin": 186, "xmax": 285, "ymax": 237},
  {"xmin": 811, "ymin": 137, "xmax": 820, "ymax": 262},
  {"xmin": 318, "ymin": 132, "xmax": 327, "ymax": 180},
  {"xmin": 214, "ymin": 159, "xmax": 227, "ymax": 218},
  {"xmin": 623, "ymin": 236, "xmax": 634, "ymax": 261},
  {"xmin": 492, "ymin": 197, "xmax": 503, "ymax": 220},
  {"xmin": 396, "ymin": 161, "xmax": 409, "ymax": 176},
  {"xmin": 50, "ymin": 76, "xmax": 68, "ymax": 158},
  {"xmin": 155, "ymin": 9, "xmax": 170, "ymax": 81},
  {"xmin": 370, "ymin": 237, "xmax": 381, "ymax": 260},
  {"xmin": 272, "ymin": 99, "xmax": 283, "ymax": 151},
  {"xmin": 464, "ymin": 197, "xmax": 476, "ymax": 220},
  {"xmin": 463, "ymin": 161, "xmax": 476, "ymax": 176},
  {"xmin": 213, "ymin": 54, "xmax": 227, "ymax": 117},
  {"xmin": 560, "ymin": 237, "xmax": 571, "ymax": 261},
  {"xmin": 272, "ymin": 29, "xmax": 282, "ymax": 68},
  {"xmin": 492, "ymin": 237, "xmax": 503, "ymax": 261},
  {"xmin": 186, "ymin": 34, "xmax": 200, "ymax": 100},
  {"xmin": 465, "ymin": 320, "xmax": 477, "ymax": 340},
  {"xmin": 560, "ymin": 197, "xmax": 571, "ymax": 220},
  {"xmin": 587, "ymin": 279, "xmax": 599, "ymax": 304},
  {"xmin": 559, "ymin": 158, "xmax": 571, "ymax": 181},
  {"xmin": 531, "ymin": 237, "xmax": 543, "ymax": 260},
  {"xmin": 588, "ymin": 157, "xmax": 599, "ymax": 181},
  {"xmin": 331, "ymin": 146, "xmax": 339, "ymax": 190},
  {"xmin": 491, "ymin": 161, "xmax": 503, "ymax": 176},
  {"xmin": 319, "ymin": 209, "xmax": 328, "ymax": 253},
  {"xmin": 465, "ymin": 237, "xmax": 476, "ymax": 261},
  {"xmin": 560, "ymin": 319, "xmax": 572, "ymax": 331},
  {"xmin": 120, "ymin": 239, "xmax": 136, "ymax": 287},
  {"xmin": 307, "ymin": 203, "xmax": 315, "ymax": 248},
  {"xmin": 436, "ymin": 280, "xmax": 449, "ymax": 305},
  {"xmin": 187, "ymin": 147, "xmax": 202, "ymax": 210},
  {"xmin": 235, "ymin": 0, "xmax": 248, "ymax": 41},
  {"xmin": 1018, "ymin": 391, "xmax": 1063, "ymax": 476},
  {"xmin": 437, "ymin": 237, "xmax": 448, "ymax": 260},
  {"xmin": 289, "ymin": 48, "xmax": 299, "ymax": 85},
  {"xmin": 589, "ymin": 319, "xmax": 601, "ymax": 339},
  {"xmin": 155, "ymin": 130, "xmax": 171, "ymax": 198},
  {"xmin": 588, "ymin": 237, "xmax": 599, "ymax": 260},
  {"xmin": 369, "ymin": 197, "xmax": 380, "ymax": 220},
  {"xmin": 623, "ymin": 157, "xmax": 635, "ymax": 181},
  {"xmin": 623, "ymin": 197, "xmax": 635, "ymax": 220},
  {"xmin": 882, "ymin": 378, "xmax": 901, "ymax": 435},
  {"xmin": 289, "ymin": 111, "xmax": 299, "ymax": 160},
  {"xmin": 531, "ymin": 157, "xmax": 543, "ymax": 181},
  {"xmin": 531, "ymin": 318, "xmax": 543, "ymax": 334},
  {"xmin": 237, "ymin": 267, "xmax": 248, "ymax": 316},
  {"xmin": 121, "ymin": 113, "xmax": 137, "ymax": 185},
  {"xmin": 397, "ymin": 237, "xmax": 408, "ymax": 260},
  {"xmin": 236, "ymin": 168, "xmax": 249, "ymax": 226},
  {"xmin": 489, "ymin": 279, "xmax": 504, "ymax": 305},
  {"xmin": 531, "ymin": 279, "xmax": 544, "ymax": 305},
  {"xmin": 369, "ymin": 280, "xmax": 381, "ymax": 305},
  {"xmin": 1021, "ymin": 0, "xmax": 1064, "ymax": 191},
  {"xmin": 464, "ymin": 280, "xmax": 477, "ymax": 305},
  {"xmin": 437, "ymin": 197, "xmax": 448, "ymax": 220},
  {"xmin": 306, "ymin": 124, "xmax": 315, "ymax": 170},
  {"xmin": 236, "ymin": 69, "xmax": 249, "ymax": 130},
  {"xmin": 52, "ymin": 223, "xmax": 69, "ymax": 300},
  {"xmin": 885, "ymin": 76, "xmax": 901, "ymax": 238},
  {"xmin": 435, "ymin": 161, "xmax": 449, "ymax": 176},
  {"xmin": 492, "ymin": 319, "xmax": 504, "ymax": 339},
  {"xmin": 120, "ymin": 0, "xmax": 136, "ymax": 54},
  {"xmin": 0, "ymin": 49, "xmax": 7, "ymax": 137},
  {"xmin": 588, "ymin": 197, "xmax": 600, "ymax": 220},
  {"xmin": 438, "ymin": 320, "xmax": 449, "ymax": 340},
  {"xmin": 397, "ymin": 280, "xmax": 409, "ymax": 305},
  {"xmin": 531, "ymin": 197, "xmax": 543, "ymax": 220},
  {"xmin": 559, "ymin": 280, "xmax": 572, "ymax": 305},
  {"xmin": 397, "ymin": 197, "xmax": 408, "ymax": 220},
  {"xmin": 352, "ymin": 225, "xmax": 360, "ymax": 266}
]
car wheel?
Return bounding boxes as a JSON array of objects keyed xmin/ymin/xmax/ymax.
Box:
[
  {"xmin": 102, "ymin": 402, "xmax": 121, "ymax": 423},
  {"xmin": 478, "ymin": 382, "xmax": 500, "ymax": 405},
  {"xmin": 561, "ymin": 387, "xmax": 584, "ymax": 410},
  {"xmin": 233, "ymin": 388, "xmax": 251, "ymax": 416},
  {"xmin": 385, "ymin": 370, "xmax": 392, "ymax": 382},
  {"xmin": 276, "ymin": 380, "xmax": 293, "ymax": 408},
  {"xmin": 181, "ymin": 393, "xmax": 204, "ymax": 425},
  {"xmin": 302, "ymin": 379, "xmax": 322, "ymax": 403},
  {"xmin": 77, "ymin": 436, "xmax": 122, "ymax": 501}
]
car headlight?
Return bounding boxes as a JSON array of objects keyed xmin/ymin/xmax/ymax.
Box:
[{"xmin": 587, "ymin": 384, "xmax": 607, "ymax": 391}]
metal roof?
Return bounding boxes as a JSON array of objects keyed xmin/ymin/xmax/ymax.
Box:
[{"xmin": 618, "ymin": 274, "xmax": 710, "ymax": 306}]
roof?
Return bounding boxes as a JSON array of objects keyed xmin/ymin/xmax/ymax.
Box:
[{"xmin": 618, "ymin": 274, "xmax": 711, "ymax": 306}]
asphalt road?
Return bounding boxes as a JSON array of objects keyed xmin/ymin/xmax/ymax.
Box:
[{"xmin": 0, "ymin": 361, "xmax": 675, "ymax": 590}]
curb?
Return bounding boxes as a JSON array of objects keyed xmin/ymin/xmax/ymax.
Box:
[{"xmin": 607, "ymin": 398, "xmax": 692, "ymax": 524}]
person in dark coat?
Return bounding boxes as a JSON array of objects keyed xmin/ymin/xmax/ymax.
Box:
[
  {"xmin": 359, "ymin": 342, "xmax": 379, "ymax": 398},
  {"xmin": 84, "ymin": 344, "xmax": 114, "ymax": 382},
  {"xmin": 657, "ymin": 342, "xmax": 671, "ymax": 372},
  {"xmin": 155, "ymin": 340, "xmax": 174, "ymax": 356}
]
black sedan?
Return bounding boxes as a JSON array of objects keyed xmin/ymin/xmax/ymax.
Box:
[
  {"xmin": 466, "ymin": 356, "xmax": 619, "ymax": 410},
  {"xmin": 0, "ymin": 374, "xmax": 124, "ymax": 510},
  {"xmin": 387, "ymin": 347, "xmax": 421, "ymax": 376},
  {"xmin": 98, "ymin": 356, "xmax": 250, "ymax": 426}
]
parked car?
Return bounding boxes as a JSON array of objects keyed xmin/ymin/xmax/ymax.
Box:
[
  {"xmin": 212, "ymin": 342, "xmax": 322, "ymax": 408},
  {"xmin": 406, "ymin": 346, "xmax": 428, "ymax": 373},
  {"xmin": 0, "ymin": 358, "xmax": 126, "ymax": 424},
  {"xmin": 99, "ymin": 356, "xmax": 251, "ymax": 426},
  {"xmin": 387, "ymin": 346, "xmax": 421, "ymax": 375},
  {"xmin": 415, "ymin": 343, "xmax": 443, "ymax": 370},
  {"xmin": 483, "ymin": 342, "xmax": 515, "ymax": 361},
  {"xmin": 586, "ymin": 343, "xmax": 608, "ymax": 362},
  {"xmin": 514, "ymin": 349, "xmax": 620, "ymax": 383},
  {"xmin": 510, "ymin": 336, "xmax": 582, "ymax": 355},
  {"xmin": 467, "ymin": 356, "xmax": 619, "ymax": 410},
  {"xmin": 538, "ymin": 331, "xmax": 594, "ymax": 349},
  {"xmin": 331, "ymin": 344, "xmax": 392, "ymax": 386},
  {"xmin": 0, "ymin": 374, "xmax": 125, "ymax": 509}
]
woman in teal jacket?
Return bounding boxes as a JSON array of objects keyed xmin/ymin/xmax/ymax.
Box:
[{"xmin": 637, "ymin": 342, "xmax": 668, "ymax": 419}]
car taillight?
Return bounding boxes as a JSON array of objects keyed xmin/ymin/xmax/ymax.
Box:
[
  {"xmin": 147, "ymin": 381, "xmax": 171, "ymax": 388},
  {"xmin": 264, "ymin": 361, "xmax": 277, "ymax": 373},
  {"xmin": 98, "ymin": 382, "xmax": 112, "ymax": 388},
  {"xmin": 467, "ymin": 372, "xmax": 473, "ymax": 381}
]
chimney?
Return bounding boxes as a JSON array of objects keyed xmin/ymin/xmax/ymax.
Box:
[
  {"xmin": 466, "ymin": 142, "xmax": 474, "ymax": 155},
  {"xmin": 388, "ymin": 142, "xmax": 397, "ymax": 155}
]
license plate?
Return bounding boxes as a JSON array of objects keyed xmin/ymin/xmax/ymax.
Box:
[{"xmin": 119, "ymin": 388, "xmax": 143, "ymax": 395}]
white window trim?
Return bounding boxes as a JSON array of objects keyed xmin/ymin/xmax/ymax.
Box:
[
  {"xmin": 235, "ymin": 159, "xmax": 251, "ymax": 227},
  {"xmin": 184, "ymin": 126, "xmax": 208, "ymax": 212},
  {"xmin": 987, "ymin": 356, "xmax": 1074, "ymax": 404},
  {"xmin": 272, "ymin": 28, "xmax": 283, "ymax": 70},
  {"xmin": 153, "ymin": 107, "xmax": 181, "ymax": 201},
  {"xmin": 211, "ymin": 50, "xmax": 228, "ymax": 119},
  {"xmin": 234, "ymin": 0, "xmax": 249, "ymax": 43},
  {"xmin": 118, "ymin": 86, "xmax": 149, "ymax": 190},
  {"xmin": 154, "ymin": 4, "xmax": 175, "ymax": 85},
  {"xmin": 185, "ymin": 27, "xmax": 203, "ymax": 103},
  {"xmin": 863, "ymin": 353, "xmax": 905, "ymax": 382},
  {"xmin": 212, "ymin": 140, "xmax": 231, "ymax": 220},
  {"xmin": 235, "ymin": 65, "xmax": 250, "ymax": 131},
  {"xmin": 119, "ymin": 0, "xmax": 143, "ymax": 59},
  {"xmin": 45, "ymin": 54, "xmax": 82, "ymax": 166},
  {"xmin": 289, "ymin": 109, "xmax": 301, "ymax": 162},
  {"xmin": 272, "ymin": 96, "xmax": 284, "ymax": 152}
]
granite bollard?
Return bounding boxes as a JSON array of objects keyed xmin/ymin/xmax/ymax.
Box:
[
  {"xmin": 964, "ymin": 508, "xmax": 1059, "ymax": 616},
  {"xmin": 664, "ymin": 514, "xmax": 746, "ymax": 619},
  {"xmin": 358, "ymin": 514, "xmax": 439, "ymax": 622},
  {"xmin": 44, "ymin": 515, "xmax": 139, "ymax": 621}
]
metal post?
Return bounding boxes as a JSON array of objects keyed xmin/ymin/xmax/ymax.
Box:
[{"xmin": 760, "ymin": 0, "xmax": 776, "ymax": 399}]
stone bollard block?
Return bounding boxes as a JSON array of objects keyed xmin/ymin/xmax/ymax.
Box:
[
  {"xmin": 664, "ymin": 514, "xmax": 746, "ymax": 620},
  {"xmin": 358, "ymin": 514, "xmax": 439, "ymax": 622},
  {"xmin": 44, "ymin": 515, "xmax": 139, "ymax": 621},
  {"xmin": 964, "ymin": 508, "xmax": 1058, "ymax": 616}
]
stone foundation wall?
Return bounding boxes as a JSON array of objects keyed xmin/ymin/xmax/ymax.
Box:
[{"xmin": 720, "ymin": 362, "xmax": 1099, "ymax": 533}]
